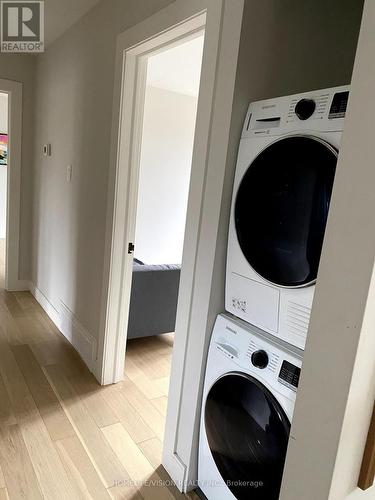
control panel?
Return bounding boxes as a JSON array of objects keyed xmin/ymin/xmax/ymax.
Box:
[
  {"xmin": 242, "ymin": 85, "xmax": 350, "ymax": 138},
  {"xmin": 328, "ymin": 91, "xmax": 349, "ymax": 119},
  {"xmin": 211, "ymin": 315, "xmax": 303, "ymax": 401},
  {"xmin": 278, "ymin": 360, "xmax": 301, "ymax": 392}
]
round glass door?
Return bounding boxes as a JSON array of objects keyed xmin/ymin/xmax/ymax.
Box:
[
  {"xmin": 205, "ymin": 372, "xmax": 290, "ymax": 500},
  {"xmin": 235, "ymin": 135, "xmax": 337, "ymax": 287}
]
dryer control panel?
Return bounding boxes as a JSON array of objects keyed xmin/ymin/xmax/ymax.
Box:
[
  {"xmin": 278, "ymin": 360, "xmax": 301, "ymax": 392},
  {"xmin": 242, "ymin": 85, "xmax": 350, "ymax": 138}
]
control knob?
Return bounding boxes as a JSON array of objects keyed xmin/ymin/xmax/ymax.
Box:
[
  {"xmin": 295, "ymin": 98, "xmax": 316, "ymax": 120},
  {"xmin": 251, "ymin": 350, "xmax": 269, "ymax": 369}
]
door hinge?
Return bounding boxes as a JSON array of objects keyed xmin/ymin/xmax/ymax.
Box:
[{"xmin": 128, "ymin": 242, "xmax": 135, "ymax": 254}]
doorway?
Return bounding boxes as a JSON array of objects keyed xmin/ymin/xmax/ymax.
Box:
[
  {"xmin": 100, "ymin": 12, "xmax": 208, "ymax": 387},
  {"xmin": 123, "ymin": 32, "xmax": 204, "ymax": 437},
  {"xmin": 0, "ymin": 92, "xmax": 8, "ymax": 288},
  {"xmin": 0, "ymin": 79, "xmax": 23, "ymax": 292},
  {"xmin": 126, "ymin": 32, "xmax": 204, "ymax": 346}
]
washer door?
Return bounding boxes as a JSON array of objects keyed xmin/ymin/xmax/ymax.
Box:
[
  {"xmin": 235, "ymin": 135, "xmax": 337, "ymax": 287},
  {"xmin": 205, "ymin": 372, "xmax": 290, "ymax": 500}
]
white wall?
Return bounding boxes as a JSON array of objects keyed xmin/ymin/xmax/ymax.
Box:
[
  {"xmin": 31, "ymin": 0, "xmax": 174, "ymax": 341},
  {"xmin": 135, "ymin": 86, "xmax": 198, "ymax": 264},
  {"xmin": 0, "ymin": 93, "xmax": 7, "ymax": 239}
]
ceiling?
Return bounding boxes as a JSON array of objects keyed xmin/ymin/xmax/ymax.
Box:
[
  {"xmin": 44, "ymin": 0, "xmax": 101, "ymax": 46},
  {"xmin": 146, "ymin": 35, "xmax": 205, "ymax": 97}
]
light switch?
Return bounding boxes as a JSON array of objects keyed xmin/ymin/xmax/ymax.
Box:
[{"xmin": 66, "ymin": 164, "xmax": 72, "ymax": 183}]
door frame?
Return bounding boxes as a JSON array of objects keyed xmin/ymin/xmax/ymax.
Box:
[
  {"xmin": 99, "ymin": 9, "xmax": 207, "ymax": 386},
  {"xmin": 0, "ymin": 79, "xmax": 24, "ymax": 291},
  {"xmin": 97, "ymin": 0, "xmax": 244, "ymax": 490}
]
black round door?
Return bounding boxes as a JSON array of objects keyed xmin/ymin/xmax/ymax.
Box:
[
  {"xmin": 205, "ymin": 372, "xmax": 290, "ymax": 500},
  {"xmin": 235, "ymin": 135, "xmax": 337, "ymax": 287}
]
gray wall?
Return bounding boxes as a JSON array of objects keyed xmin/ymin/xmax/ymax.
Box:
[
  {"xmin": 0, "ymin": 53, "xmax": 35, "ymax": 279},
  {"xmin": 31, "ymin": 0, "xmax": 174, "ymax": 338}
]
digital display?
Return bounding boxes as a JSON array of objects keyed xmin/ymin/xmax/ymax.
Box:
[
  {"xmin": 278, "ymin": 360, "xmax": 301, "ymax": 390},
  {"xmin": 329, "ymin": 91, "xmax": 349, "ymax": 119}
]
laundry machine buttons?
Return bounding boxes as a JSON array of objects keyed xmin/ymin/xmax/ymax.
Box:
[
  {"xmin": 251, "ymin": 349, "xmax": 269, "ymax": 369},
  {"xmin": 295, "ymin": 98, "xmax": 316, "ymax": 120}
]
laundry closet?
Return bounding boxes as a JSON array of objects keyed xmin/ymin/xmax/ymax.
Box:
[{"xmin": 191, "ymin": 1, "xmax": 369, "ymax": 499}]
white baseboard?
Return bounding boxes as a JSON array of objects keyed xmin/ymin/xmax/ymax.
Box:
[
  {"xmin": 59, "ymin": 301, "xmax": 97, "ymax": 370},
  {"xmin": 29, "ymin": 283, "xmax": 97, "ymax": 374},
  {"xmin": 162, "ymin": 450, "xmax": 187, "ymax": 493},
  {"xmin": 30, "ymin": 282, "xmax": 61, "ymax": 327},
  {"xmin": 6, "ymin": 279, "xmax": 31, "ymax": 292}
]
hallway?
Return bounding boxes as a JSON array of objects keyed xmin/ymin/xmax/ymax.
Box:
[{"xmin": 0, "ymin": 272, "xmax": 197, "ymax": 499}]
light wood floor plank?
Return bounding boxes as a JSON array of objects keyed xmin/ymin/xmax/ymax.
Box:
[
  {"xmin": 0, "ymin": 488, "xmax": 8, "ymax": 500},
  {"xmin": 102, "ymin": 423, "xmax": 175, "ymax": 500},
  {"xmin": 61, "ymin": 360, "xmax": 119, "ymax": 429},
  {"xmin": 0, "ymin": 373, "xmax": 16, "ymax": 427},
  {"xmin": 55, "ymin": 435, "xmax": 111, "ymax": 500},
  {"xmin": 107, "ymin": 485, "xmax": 142, "ymax": 500},
  {"xmin": 0, "ymin": 465, "xmax": 5, "ymax": 489},
  {"xmin": 150, "ymin": 396, "xmax": 168, "ymax": 417},
  {"xmin": 124, "ymin": 356, "xmax": 166, "ymax": 400},
  {"xmin": 121, "ymin": 378, "xmax": 165, "ymax": 440},
  {"xmin": 0, "ymin": 424, "xmax": 43, "ymax": 499},
  {"xmin": 45, "ymin": 363, "xmax": 130, "ymax": 488},
  {"xmin": 100, "ymin": 384, "xmax": 155, "ymax": 444},
  {"xmin": 138, "ymin": 438, "xmax": 163, "ymax": 469},
  {"xmin": 0, "ymin": 312, "xmax": 24, "ymax": 345},
  {"xmin": 12, "ymin": 343, "xmax": 76, "ymax": 441},
  {"xmin": 0, "ymin": 331, "xmax": 79, "ymax": 499}
]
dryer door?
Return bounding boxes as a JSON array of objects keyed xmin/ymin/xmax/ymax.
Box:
[
  {"xmin": 205, "ymin": 372, "xmax": 290, "ymax": 500},
  {"xmin": 235, "ymin": 135, "xmax": 337, "ymax": 287}
]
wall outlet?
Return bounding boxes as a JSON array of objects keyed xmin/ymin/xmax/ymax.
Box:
[{"xmin": 66, "ymin": 164, "xmax": 72, "ymax": 183}]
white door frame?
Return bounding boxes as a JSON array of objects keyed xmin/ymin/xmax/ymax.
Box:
[
  {"xmin": 99, "ymin": 8, "xmax": 207, "ymax": 386},
  {"xmin": 97, "ymin": 0, "xmax": 244, "ymax": 490},
  {"xmin": 0, "ymin": 79, "xmax": 24, "ymax": 291}
]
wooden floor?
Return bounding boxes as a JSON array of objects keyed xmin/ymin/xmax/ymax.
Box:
[{"xmin": 0, "ymin": 250, "xmax": 198, "ymax": 499}]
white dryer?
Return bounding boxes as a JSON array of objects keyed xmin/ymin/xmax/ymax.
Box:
[
  {"xmin": 198, "ymin": 313, "xmax": 302, "ymax": 500},
  {"xmin": 226, "ymin": 86, "xmax": 349, "ymax": 349}
]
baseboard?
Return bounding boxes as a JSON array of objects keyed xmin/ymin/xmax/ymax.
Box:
[
  {"xmin": 162, "ymin": 450, "xmax": 187, "ymax": 493},
  {"xmin": 6, "ymin": 279, "xmax": 31, "ymax": 292},
  {"xmin": 29, "ymin": 282, "xmax": 61, "ymax": 327},
  {"xmin": 59, "ymin": 301, "xmax": 98, "ymax": 370},
  {"xmin": 29, "ymin": 282, "xmax": 97, "ymax": 374}
]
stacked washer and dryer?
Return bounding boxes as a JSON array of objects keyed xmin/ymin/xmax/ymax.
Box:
[{"xmin": 198, "ymin": 86, "xmax": 350, "ymax": 500}]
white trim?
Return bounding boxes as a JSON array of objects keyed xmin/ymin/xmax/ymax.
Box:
[
  {"xmin": 59, "ymin": 301, "xmax": 98, "ymax": 370},
  {"xmin": 29, "ymin": 282, "xmax": 60, "ymax": 326},
  {"xmin": 29, "ymin": 283, "xmax": 97, "ymax": 373},
  {"xmin": 0, "ymin": 79, "xmax": 24, "ymax": 291}
]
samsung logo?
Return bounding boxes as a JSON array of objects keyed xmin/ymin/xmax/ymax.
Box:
[
  {"xmin": 225, "ymin": 326, "xmax": 237, "ymax": 335},
  {"xmin": 262, "ymin": 104, "xmax": 276, "ymax": 109}
]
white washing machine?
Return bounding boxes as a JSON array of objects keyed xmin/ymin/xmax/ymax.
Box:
[
  {"xmin": 198, "ymin": 313, "xmax": 302, "ymax": 500},
  {"xmin": 226, "ymin": 85, "xmax": 350, "ymax": 349}
]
